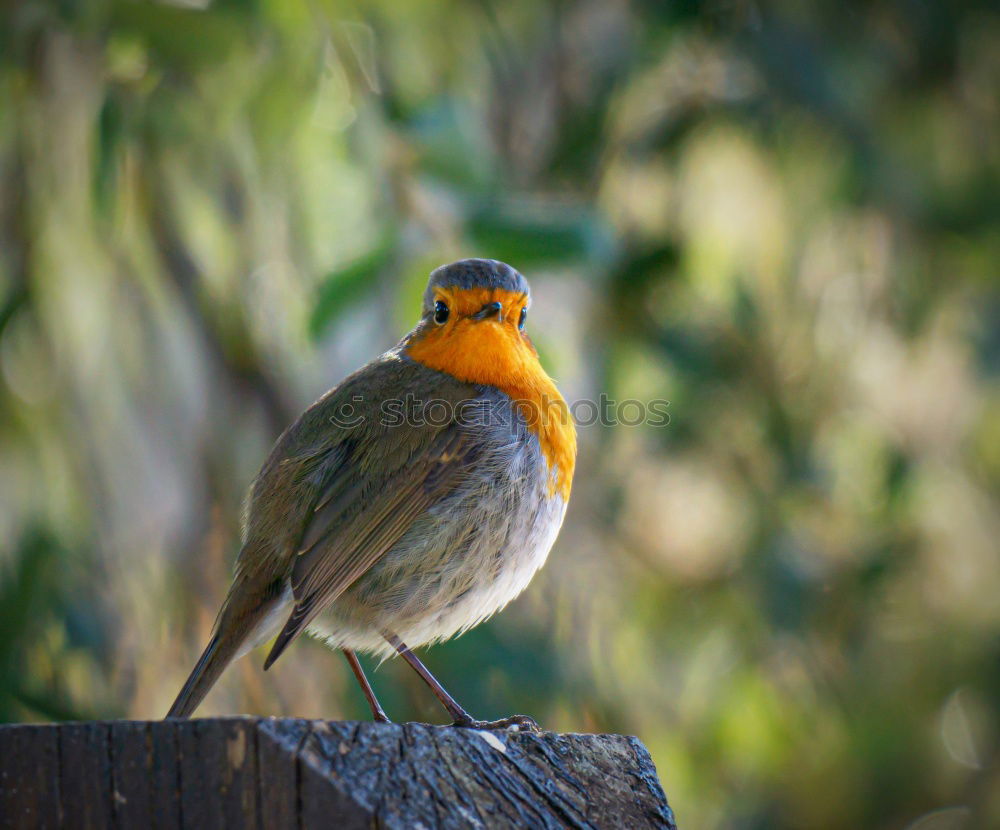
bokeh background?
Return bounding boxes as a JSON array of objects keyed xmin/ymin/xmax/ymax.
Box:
[{"xmin": 1, "ymin": 1, "xmax": 998, "ymax": 827}]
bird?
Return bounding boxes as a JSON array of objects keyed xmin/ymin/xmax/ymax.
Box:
[{"xmin": 166, "ymin": 258, "xmax": 576, "ymax": 728}]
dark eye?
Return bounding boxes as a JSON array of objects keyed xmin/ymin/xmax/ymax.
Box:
[
  {"xmin": 434, "ymin": 300, "xmax": 450, "ymax": 325},
  {"xmin": 518, "ymin": 307, "xmax": 527, "ymax": 330}
]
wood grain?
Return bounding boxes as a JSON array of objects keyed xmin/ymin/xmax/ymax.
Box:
[{"xmin": 0, "ymin": 718, "xmax": 676, "ymax": 829}]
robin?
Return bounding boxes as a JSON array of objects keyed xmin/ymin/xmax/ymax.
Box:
[{"xmin": 166, "ymin": 258, "xmax": 576, "ymax": 728}]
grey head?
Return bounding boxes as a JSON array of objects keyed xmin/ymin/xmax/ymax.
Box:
[{"xmin": 422, "ymin": 259, "xmax": 530, "ymax": 314}]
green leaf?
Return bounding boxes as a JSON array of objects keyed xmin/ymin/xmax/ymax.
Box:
[
  {"xmin": 466, "ymin": 202, "xmax": 612, "ymax": 268},
  {"xmin": 308, "ymin": 241, "xmax": 395, "ymax": 341}
]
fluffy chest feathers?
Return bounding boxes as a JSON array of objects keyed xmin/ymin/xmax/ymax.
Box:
[{"xmin": 311, "ymin": 388, "xmax": 569, "ymax": 656}]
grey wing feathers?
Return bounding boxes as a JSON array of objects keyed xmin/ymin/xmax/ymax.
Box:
[{"xmin": 262, "ymin": 423, "xmax": 478, "ymax": 669}]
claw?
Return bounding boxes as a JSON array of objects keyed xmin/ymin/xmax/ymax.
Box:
[{"xmin": 451, "ymin": 714, "xmax": 540, "ymax": 732}]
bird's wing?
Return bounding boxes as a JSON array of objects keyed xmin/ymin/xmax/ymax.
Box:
[{"xmin": 262, "ymin": 357, "xmax": 480, "ymax": 668}]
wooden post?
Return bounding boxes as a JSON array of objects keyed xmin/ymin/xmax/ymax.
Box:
[{"xmin": 0, "ymin": 718, "xmax": 676, "ymax": 829}]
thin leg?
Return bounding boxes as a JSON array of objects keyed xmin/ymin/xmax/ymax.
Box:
[
  {"xmin": 342, "ymin": 649, "xmax": 391, "ymax": 723},
  {"xmin": 383, "ymin": 632, "xmax": 470, "ymax": 722},
  {"xmin": 383, "ymin": 631, "xmax": 539, "ymax": 731}
]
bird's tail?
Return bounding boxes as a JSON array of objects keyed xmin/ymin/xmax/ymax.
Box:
[
  {"xmin": 166, "ymin": 632, "xmax": 237, "ymax": 718},
  {"xmin": 166, "ymin": 574, "xmax": 291, "ymax": 718}
]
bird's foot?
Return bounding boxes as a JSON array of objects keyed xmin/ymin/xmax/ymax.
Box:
[{"xmin": 451, "ymin": 713, "xmax": 540, "ymax": 732}]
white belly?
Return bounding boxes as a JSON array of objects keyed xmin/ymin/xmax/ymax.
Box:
[{"xmin": 307, "ymin": 493, "xmax": 567, "ymax": 658}]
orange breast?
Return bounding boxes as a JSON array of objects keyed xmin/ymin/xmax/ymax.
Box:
[{"xmin": 405, "ymin": 287, "xmax": 576, "ymax": 500}]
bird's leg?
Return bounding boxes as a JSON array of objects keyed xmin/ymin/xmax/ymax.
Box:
[
  {"xmin": 383, "ymin": 631, "xmax": 539, "ymax": 732},
  {"xmin": 341, "ymin": 648, "xmax": 391, "ymax": 723},
  {"xmin": 383, "ymin": 632, "xmax": 468, "ymax": 722}
]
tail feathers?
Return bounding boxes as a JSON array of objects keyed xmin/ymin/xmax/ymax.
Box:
[
  {"xmin": 167, "ymin": 577, "xmax": 294, "ymax": 718},
  {"xmin": 166, "ymin": 634, "xmax": 235, "ymax": 719}
]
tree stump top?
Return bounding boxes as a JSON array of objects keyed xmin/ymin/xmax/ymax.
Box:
[{"xmin": 0, "ymin": 717, "xmax": 676, "ymax": 829}]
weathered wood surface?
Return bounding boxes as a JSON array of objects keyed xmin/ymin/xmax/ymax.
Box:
[{"xmin": 0, "ymin": 718, "xmax": 676, "ymax": 829}]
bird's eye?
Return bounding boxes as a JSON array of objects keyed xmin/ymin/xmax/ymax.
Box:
[
  {"xmin": 518, "ymin": 307, "xmax": 527, "ymax": 330},
  {"xmin": 434, "ymin": 300, "xmax": 450, "ymax": 325}
]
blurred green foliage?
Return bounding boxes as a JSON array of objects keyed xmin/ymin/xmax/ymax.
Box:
[{"xmin": 1, "ymin": 0, "xmax": 998, "ymax": 827}]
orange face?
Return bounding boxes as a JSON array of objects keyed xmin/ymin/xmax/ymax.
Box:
[
  {"xmin": 407, "ymin": 287, "xmax": 534, "ymax": 388},
  {"xmin": 406, "ymin": 285, "xmax": 576, "ymax": 499}
]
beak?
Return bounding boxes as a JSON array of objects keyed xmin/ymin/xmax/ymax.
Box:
[{"xmin": 472, "ymin": 301, "xmax": 504, "ymax": 322}]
